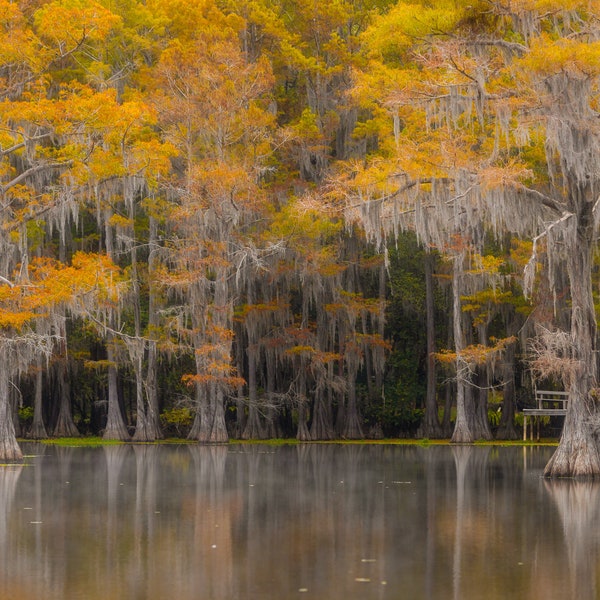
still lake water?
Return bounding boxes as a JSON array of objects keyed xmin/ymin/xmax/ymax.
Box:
[{"xmin": 0, "ymin": 443, "xmax": 598, "ymax": 599}]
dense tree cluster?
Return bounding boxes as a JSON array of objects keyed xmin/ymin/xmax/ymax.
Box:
[{"xmin": 2, "ymin": 0, "xmax": 600, "ymax": 475}]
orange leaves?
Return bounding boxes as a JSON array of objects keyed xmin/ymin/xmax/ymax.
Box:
[
  {"xmin": 154, "ymin": 22, "xmax": 275, "ymax": 169},
  {"xmin": 436, "ymin": 336, "xmax": 517, "ymax": 368},
  {"xmin": 0, "ymin": 253, "xmax": 125, "ymax": 333},
  {"xmin": 479, "ymin": 161, "xmax": 534, "ymax": 192},
  {"xmin": 182, "ymin": 372, "xmax": 246, "ymax": 389},
  {"xmin": 235, "ymin": 300, "xmax": 287, "ymax": 322},
  {"xmin": 520, "ymin": 35, "xmax": 600, "ymax": 78},
  {"xmin": 33, "ymin": 0, "xmax": 121, "ymax": 48}
]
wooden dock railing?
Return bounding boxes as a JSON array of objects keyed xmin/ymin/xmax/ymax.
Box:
[{"xmin": 522, "ymin": 390, "xmax": 568, "ymax": 441}]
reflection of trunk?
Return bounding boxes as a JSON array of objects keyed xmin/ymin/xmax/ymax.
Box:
[
  {"xmin": 132, "ymin": 444, "xmax": 158, "ymax": 594},
  {"xmin": 451, "ymin": 252, "xmax": 473, "ymax": 443},
  {"xmin": 544, "ymin": 480, "xmax": 600, "ymax": 598},
  {"xmin": 451, "ymin": 446, "xmax": 489, "ymax": 600},
  {"xmin": 104, "ymin": 445, "xmax": 129, "ymax": 588},
  {"xmin": 189, "ymin": 445, "xmax": 233, "ymax": 599},
  {"xmin": 422, "ymin": 253, "xmax": 442, "ymax": 438},
  {"xmin": 28, "ymin": 354, "xmax": 48, "ymax": 439},
  {"xmin": 0, "ymin": 463, "xmax": 22, "ymax": 545},
  {"xmin": 452, "ymin": 445, "xmax": 468, "ymax": 600},
  {"xmin": 132, "ymin": 447, "xmax": 148, "ymax": 596}
]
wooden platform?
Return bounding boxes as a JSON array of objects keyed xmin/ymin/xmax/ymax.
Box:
[{"xmin": 522, "ymin": 390, "xmax": 568, "ymax": 441}]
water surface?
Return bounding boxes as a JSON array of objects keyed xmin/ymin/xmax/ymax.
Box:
[{"xmin": 0, "ymin": 443, "xmax": 597, "ymax": 599}]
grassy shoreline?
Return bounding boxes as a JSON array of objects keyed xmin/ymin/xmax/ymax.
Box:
[{"xmin": 25, "ymin": 436, "xmax": 560, "ymax": 448}]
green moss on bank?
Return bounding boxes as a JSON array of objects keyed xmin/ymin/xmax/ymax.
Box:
[{"xmin": 26, "ymin": 436, "xmax": 560, "ymax": 447}]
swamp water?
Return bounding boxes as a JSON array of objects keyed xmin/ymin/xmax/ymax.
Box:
[{"xmin": 0, "ymin": 443, "xmax": 598, "ymax": 599}]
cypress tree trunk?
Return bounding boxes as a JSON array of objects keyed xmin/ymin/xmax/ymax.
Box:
[
  {"xmin": 342, "ymin": 347, "xmax": 364, "ymax": 439},
  {"xmin": 296, "ymin": 359, "xmax": 312, "ymax": 441},
  {"xmin": 496, "ymin": 341, "xmax": 518, "ymax": 440},
  {"xmin": 28, "ymin": 355, "xmax": 48, "ymax": 439},
  {"xmin": 241, "ymin": 343, "xmax": 266, "ymax": 439},
  {"xmin": 132, "ymin": 347, "xmax": 152, "ymax": 442},
  {"xmin": 544, "ymin": 207, "xmax": 600, "ymax": 477},
  {"xmin": 451, "ymin": 251, "xmax": 473, "ymax": 443},
  {"xmin": 103, "ymin": 339, "xmax": 130, "ymax": 441},
  {"xmin": 0, "ymin": 357, "xmax": 22, "ymax": 461},
  {"xmin": 53, "ymin": 355, "xmax": 80, "ymax": 437},
  {"xmin": 188, "ymin": 380, "xmax": 210, "ymax": 441},
  {"xmin": 264, "ymin": 352, "xmax": 281, "ymax": 438},
  {"xmin": 310, "ymin": 388, "xmax": 335, "ymax": 440},
  {"xmin": 208, "ymin": 385, "xmax": 229, "ymax": 443},
  {"xmin": 145, "ymin": 217, "xmax": 164, "ymax": 439},
  {"xmin": 471, "ymin": 367, "xmax": 493, "ymax": 441},
  {"xmin": 144, "ymin": 340, "xmax": 163, "ymax": 439},
  {"xmin": 422, "ymin": 253, "xmax": 443, "ymax": 438}
]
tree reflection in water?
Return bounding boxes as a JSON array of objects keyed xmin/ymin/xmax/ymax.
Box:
[
  {"xmin": 544, "ymin": 479, "xmax": 600, "ymax": 600},
  {"xmin": 0, "ymin": 443, "xmax": 599, "ymax": 599},
  {"xmin": 0, "ymin": 462, "xmax": 23, "ymax": 597}
]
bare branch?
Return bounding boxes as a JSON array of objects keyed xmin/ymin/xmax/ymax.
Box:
[
  {"xmin": 1, "ymin": 160, "xmax": 73, "ymax": 195},
  {"xmin": 469, "ymin": 37, "xmax": 528, "ymax": 56},
  {"xmin": 523, "ymin": 211, "xmax": 573, "ymax": 298},
  {"xmin": 514, "ymin": 183, "xmax": 565, "ymax": 214}
]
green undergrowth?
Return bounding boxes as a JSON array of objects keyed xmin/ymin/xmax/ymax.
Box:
[{"xmin": 39, "ymin": 437, "xmax": 125, "ymax": 447}]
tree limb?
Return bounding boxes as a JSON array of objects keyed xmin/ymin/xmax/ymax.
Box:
[
  {"xmin": 513, "ymin": 183, "xmax": 565, "ymax": 215},
  {"xmin": 1, "ymin": 160, "xmax": 73, "ymax": 195}
]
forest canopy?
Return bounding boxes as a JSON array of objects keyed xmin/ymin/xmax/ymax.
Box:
[{"xmin": 1, "ymin": 0, "xmax": 600, "ymax": 476}]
